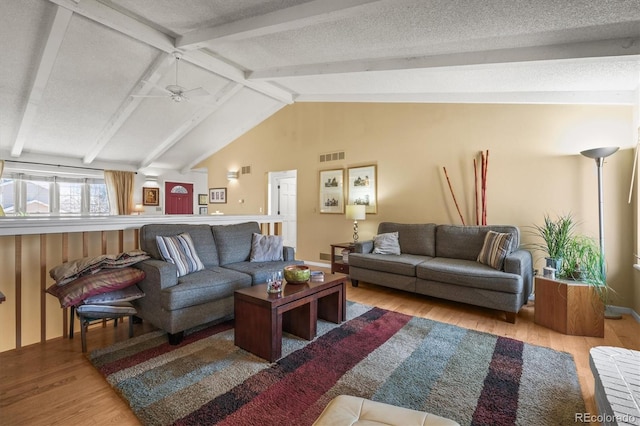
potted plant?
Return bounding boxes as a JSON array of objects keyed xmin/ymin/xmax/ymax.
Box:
[
  {"xmin": 560, "ymin": 235, "xmax": 602, "ymax": 281},
  {"xmin": 560, "ymin": 234, "xmax": 615, "ymax": 309},
  {"xmin": 530, "ymin": 213, "xmax": 576, "ymax": 272}
]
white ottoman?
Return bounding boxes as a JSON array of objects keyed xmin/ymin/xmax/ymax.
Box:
[
  {"xmin": 313, "ymin": 395, "xmax": 460, "ymax": 426},
  {"xmin": 589, "ymin": 346, "xmax": 640, "ymax": 426}
]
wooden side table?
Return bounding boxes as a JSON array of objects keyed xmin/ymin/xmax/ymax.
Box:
[
  {"xmin": 330, "ymin": 242, "xmax": 354, "ymax": 274},
  {"xmin": 534, "ymin": 276, "xmax": 604, "ymax": 337}
]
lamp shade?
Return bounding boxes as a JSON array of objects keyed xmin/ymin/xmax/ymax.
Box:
[
  {"xmin": 346, "ymin": 204, "xmax": 366, "ymax": 221},
  {"xmin": 580, "ymin": 147, "xmax": 619, "ymax": 159}
]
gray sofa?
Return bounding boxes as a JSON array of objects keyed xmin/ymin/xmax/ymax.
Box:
[
  {"xmin": 349, "ymin": 223, "xmax": 533, "ymax": 323},
  {"xmin": 133, "ymin": 221, "xmax": 302, "ymax": 343}
]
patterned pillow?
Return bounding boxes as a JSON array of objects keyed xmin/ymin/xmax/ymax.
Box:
[
  {"xmin": 46, "ymin": 267, "xmax": 145, "ymax": 308},
  {"xmin": 250, "ymin": 233, "xmax": 284, "ymax": 262},
  {"xmin": 156, "ymin": 233, "xmax": 205, "ymax": 277},
  {"xmin": 477, "ymin": 231, "xmax": 513, "ymax": 270},
  {"xmin": 373, "ymin": 232, "xmax": 401, "ymax": 255}
]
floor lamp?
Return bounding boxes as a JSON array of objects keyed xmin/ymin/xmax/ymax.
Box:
[{"xmin": 580, "ymin": 146, "xmax": 619, "ymax": 319}]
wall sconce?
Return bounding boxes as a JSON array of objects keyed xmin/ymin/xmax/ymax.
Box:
[
  {"xmin": 346, "ymin": 204, "xmax": 366, "ymax": 243},
  {"xmin": 227, "ymin": 170, "xmax": 239, "ymax": 180},
  {"xmin": 133, "ymin": 204, "xmax": 144, "ymax": 215}
]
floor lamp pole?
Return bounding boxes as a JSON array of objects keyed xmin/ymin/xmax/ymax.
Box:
[{"xmin": 581, "ymin": 146, "xmax": 619, "ymax": 319}]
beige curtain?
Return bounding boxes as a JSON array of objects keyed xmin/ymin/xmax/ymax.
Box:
[
  {"xmin": 104, "ymin": 170, "xmax": 134, "ymax": 215},
  {"xmin": 0, "ymin": 160, "xmax": 4, "ymax": 216}
]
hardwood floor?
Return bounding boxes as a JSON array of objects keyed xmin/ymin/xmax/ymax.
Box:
[{"xmin": 1, "ymin": 280, "xmax": 639, "ymax": 426}]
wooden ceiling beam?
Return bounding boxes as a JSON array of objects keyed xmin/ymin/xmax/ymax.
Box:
[
  {"xmin": 11, "ymin": 6, "xmax": 73, "ymax": 158},
  {"xmin": 176, "ymin": 0, "xmax": 386, "ymax": 49},
  {"xmin": 249, "ymin": 37, "xmax": 640, "ymax": 80}
]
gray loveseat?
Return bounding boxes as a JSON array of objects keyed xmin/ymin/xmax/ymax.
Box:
[
  {"xmin": 133, "ymin": 221, "xmax": 302, "ymax": 344},
  {"xmin": 349, "ymin": 223, "xmax": 533, "ymax": 323}
]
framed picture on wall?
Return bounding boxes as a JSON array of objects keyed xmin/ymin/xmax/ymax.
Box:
[
  {"xmin": 142, "ymin": 187, "xmax": 159, "ymax": 206},
  {"xmin": 198, "ymin": 194, "xmax": 207, "ymax": 205},
  {"xmin": 199, "ymin": 206, "xmax": 208, "ymax": 215},
  {"xmin": 209, "ymin": 187, "xmax": 227, "ymax": 204},
  {"xmin": 347, "ymin": 164, "xmax": 377, "ymax": 214},
  {"xmin": 319, "ymin": 169, "xmax": 344, "ymax": 214}
]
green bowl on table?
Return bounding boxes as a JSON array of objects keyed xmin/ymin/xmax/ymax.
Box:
[{"xmin": 283, "ymin": 265, "xmax": 311, "ymax": 284}]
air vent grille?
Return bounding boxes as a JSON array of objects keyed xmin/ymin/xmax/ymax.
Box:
[
  {"xmin": 319, "ymin": 151, "xmax": 345, "ymax": 163},
  {"xmin": 241, "ymin": 166, "xmax": 251, "ymax": 175}
]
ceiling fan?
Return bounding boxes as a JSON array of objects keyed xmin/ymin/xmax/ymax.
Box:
[{"xmin": 134, "ymin": 52, "xmax": 211, "ymax": 103}]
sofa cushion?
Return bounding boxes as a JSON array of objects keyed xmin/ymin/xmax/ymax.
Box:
[
  {"xmin": 156, "ymin": 233, "xmax": 205, "ymax": 277},
  {"xmin": 416, "ymin": 258, "xmax": 522, "ymax": 293},
  {"xmin": 140, "ymin": 224, "xmax": 219, "ymax": 268},
  {"xmin": 435, "ymin": 225, "xmax": 519, "ymax": 261},
  {"xmin": 378, "ymin": 222, "xmax": 437, "ymax": 256},
  {"xmin": 212, "ymin": 222, "xmax": 261, "ymax": 265},
  {"xmin": 477, "ymin": 231, "xmax": 513, "ymax": 270},
  {"xmin": 250, "ymin": 233, "xmax": 284, "ymax": 262},
  {"xmin": 223, "ymin": 259, "xmax": 304, "ymax": 284},
  {"xmin": 348, "ymin": 253, "xmax": 429, "ymax": 277},
  {"xmin": 161, "ymin": 267, "xmax": 251, "ymax": 311},
  {"xmin": 373, "ymin": 232, "xmax": 401, "ymax": 255}
]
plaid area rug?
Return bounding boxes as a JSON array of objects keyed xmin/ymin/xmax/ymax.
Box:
[{"xmin": 89, "ymin": 303, "xmax": 585, "ymax": 425}]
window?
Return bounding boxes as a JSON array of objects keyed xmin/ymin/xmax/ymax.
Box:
[{"xmin": 0, "ymin": 174, "xmax": 110, "ymax": 216}]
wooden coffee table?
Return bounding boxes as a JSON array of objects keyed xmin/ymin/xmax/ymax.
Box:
[{"xmin": 234, "ymin": 272, "xmax": 347, "ymax": 362}]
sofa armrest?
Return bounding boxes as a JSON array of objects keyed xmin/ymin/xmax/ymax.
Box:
[
  {"xmin": 283, "ymin": 246, "xmax": 296, "ymax": 261},
  {"xmin": 134, "ymin": 259, "xmax": 178, "ymax": 290},
  {"xmin": 504, "ymin": 249, "xmax": 533, "ymax": 300},
  {"xmin": 353, "ymin": 240, "xmax": 374, "ymax": 254}
]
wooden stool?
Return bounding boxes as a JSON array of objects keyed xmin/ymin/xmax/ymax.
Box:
[{"xmin": 76, "ymin": 302, "xmax": 137, "ymax": 352}]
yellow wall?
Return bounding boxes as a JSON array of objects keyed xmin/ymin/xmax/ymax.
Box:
[{"xmin": 198, "ymin": 102, "xmax": 638, "ymax": 312}]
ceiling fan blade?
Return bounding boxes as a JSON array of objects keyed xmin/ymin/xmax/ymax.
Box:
[
  {"xmin": 141, "ymin": 80, "xmax": 174, "ymax": 95},
  {"xmin": 132, "ymin": 94, "xmax": 171, "ymax": 98},
  {"xmin": 182, "ymin": 87, "xmax": 210, "ymax": 97}
]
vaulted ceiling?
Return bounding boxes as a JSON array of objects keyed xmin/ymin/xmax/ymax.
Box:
[{"xmin": 2, "ymin": 0, "xmax": 639, "ymax": 176}]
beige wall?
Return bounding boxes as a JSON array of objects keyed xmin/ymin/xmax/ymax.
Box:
[{"xmin": 198, "ymin": 102, "xmax": 638, "ymax": 312}]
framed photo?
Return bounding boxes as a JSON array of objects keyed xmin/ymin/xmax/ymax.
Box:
[
  {"xmin": 209, "ymin": 187, "xmax": 227, "ymax": 204},
  {"xmin": 347, "ymin": 165, "xmax": 377, "ymax": 214},
  {"xmin": 142, "ymin": 187, "xmax": 159, "ymax": 206},
  {"xmin": 319, "ymin": 169, "xmax": 344, "ymax": 214},
  {"xmin": 198, "ymin": 194, "xmax": 207, "ymax": 205},
  {"xmin": 199, "ymin": 206, "xmax": 208, "ymax": 215}
]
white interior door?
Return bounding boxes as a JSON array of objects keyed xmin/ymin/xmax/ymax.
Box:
[{"xmin": 269, "ymin": 170, "xmax": 297, "ymax": 250}]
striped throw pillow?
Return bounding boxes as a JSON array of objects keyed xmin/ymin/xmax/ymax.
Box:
[
  {"xmin": 156, "ymin": 233, "xmax": 205, "ymax": 277},
  {"xmin": 477, "ymin": 231, "xmax": 513, "ymax": 270}
]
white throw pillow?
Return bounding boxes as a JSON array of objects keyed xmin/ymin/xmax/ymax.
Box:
[{"xmin": 373, "ymin": 232, "xmax": 401, "ymax": 255}]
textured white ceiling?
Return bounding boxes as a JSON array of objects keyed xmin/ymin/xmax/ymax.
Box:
[{"xmin": 1, "ymin": 0, "xmax": 638, "ymax": 175}]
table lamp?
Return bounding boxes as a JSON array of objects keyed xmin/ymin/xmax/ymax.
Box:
[{"xmin": 346, "ymin": 204, "xmax": 366, "ymax": 242}]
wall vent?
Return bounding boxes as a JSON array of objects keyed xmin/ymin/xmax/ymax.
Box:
[
  {"xmin": 319, "ymin": 151, "xmax": 345, "ymax": 163},
  {"xmin": 319, "ymin": 252, "xmax": 332, "ymax": 261},
  {"xmin": 241, "ymin": 165, "xmax": 251, "ymax": 175}
]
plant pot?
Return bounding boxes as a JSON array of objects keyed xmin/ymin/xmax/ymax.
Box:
[{"xmin": 545, "ymin": 257, "xmax": 562, "ymax": 272}]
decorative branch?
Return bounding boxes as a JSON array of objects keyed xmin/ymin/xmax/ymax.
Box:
[
  {"xmin": 443, "ymin": 166, "xmax": 466, "ymax": 225},
  {"xmin": 480, "ymin": 150, "xmax": 489, "ymax": 225},
  {"xmin": 474, "ymin": 158, "xmax": 479, "ymax": 225}
]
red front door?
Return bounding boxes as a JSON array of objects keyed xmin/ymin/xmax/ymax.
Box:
[{"xmin": 165, "ymin": 182, "xmax": 193, "ymax": 214}]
